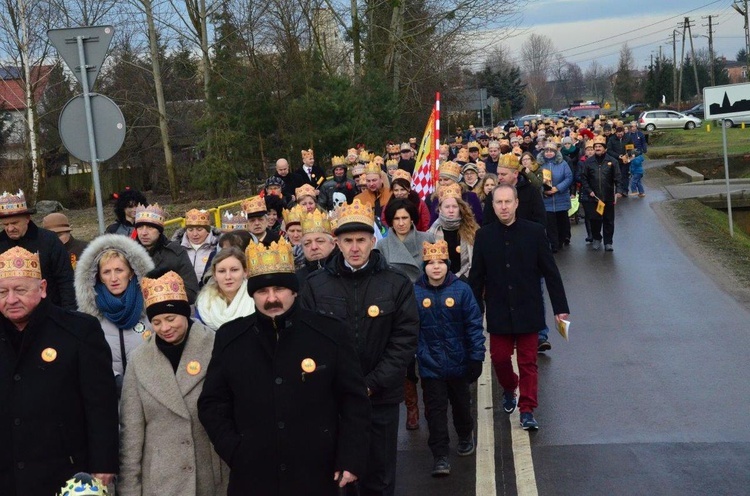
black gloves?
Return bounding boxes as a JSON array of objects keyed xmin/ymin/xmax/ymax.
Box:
[{"xmin": 465, "ymin": 360, "xmax": 483, "ymax": 383}]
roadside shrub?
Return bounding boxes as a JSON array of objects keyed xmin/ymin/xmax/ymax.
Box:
[{"xmin": 189, "ymin": 156, "xmax": 237, "ymax": 198}]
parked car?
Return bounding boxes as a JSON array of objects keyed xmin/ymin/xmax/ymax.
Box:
[
  {"xmin": 568, "ymin": 104, "xmax": 601, "ymax": 119},
  {"xmin": 685, "ymin": 103, "xmax": 704, "ymax": 119},
  {"xmin": 715, "ymin": 113, "xmax": 750, "ymax": 128},
  {"xmin": 637, "ymin": 110, "xmax": 701, "ymax": 131},
  {"xmin": 514, "ymin": 114, "xmax": 545, "ymax": 124},
  {"xmin": 621, "ymin": 103, "xmax": 648, "ymax": 118}
]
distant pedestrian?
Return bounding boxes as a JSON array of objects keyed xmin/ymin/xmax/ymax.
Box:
[
  {"xmin": 579, "ymin": 135, "xmax": 623, "ymax": 252},
  {"xmin": 629, "ymin": 150, "xmax": 646, "ymax": 197},
  {"xmin": 42, "ymin": 212, "xmax": 89, "ymax": 270},
  {"xmin": 415, "ymin": 240, "xmax": 485, "ymax": 477},
  {"xmin": 106, "ymin": 187, "xmax": 147, "ymax": 237}
]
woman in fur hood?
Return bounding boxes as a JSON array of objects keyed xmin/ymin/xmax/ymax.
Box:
[{"xmin": 75, "ymin": 234, "xmax": 155, "ymax": 391}]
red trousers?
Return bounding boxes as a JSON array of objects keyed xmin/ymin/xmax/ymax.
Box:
[{"xmin": 489, "ymin": 333, "xmax": 538, "ymax": 413}]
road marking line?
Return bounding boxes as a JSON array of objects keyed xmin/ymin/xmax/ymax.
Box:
[
  {"xmin": 511, "ymin": 351, "xmax": 538, "ymax": 496},
  {"xmin": 476, "ymin": 347, "xmax": 496, "ymax": 496}
]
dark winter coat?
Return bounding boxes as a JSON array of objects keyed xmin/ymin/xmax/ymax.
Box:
[
  {"xmin": 0, "ymin": 299, "xmax": 119, "ymax": 496},
  {"xmin": 64, "ymin": 236, "xmax": 89, "ymax": 269},
  {"xmin": 318, "ymin": 176, "xmax": 358, "ymax": 211},
  {"xmin": 606, "ymin": 134, "xmax": 633, "ymax": 164},
  {"xmin": 275, "ymin": 172, "xmax": 302, "ymax": 204},
  {"xmin": 482, "ymin": 174, "xmax": 546, "ymax": 227},
  {"xmin": 0, "ymin": 221, "xmax": 76, "ymax": 309},
  {"xmin": 398, "ymin": 158, "xmax": 416, "ymax": 175},
  {"xmin": 295, "ymin": 164, "xmax": 327, "ymax": 188},
  {"xmin": 198, "ymin": 304, "xmax": 371, "ymax": 496},
  {"xmin": 141, "ymin": 234, "xmax": 200, "ymax": 304},
  {"xmin": 299, "ymin": 250, "xmax": 419, "ymax": 405},
  {"xmin": 579, "ymin": 153, "xmax": 622, "ymax": 204},
  {"xmin": 469, "ymin": 219, "xmax": 569, "ymax": 335},
  {"xmin": 414, "ymin": 273, "xmax": 485, "ymax": 380}
]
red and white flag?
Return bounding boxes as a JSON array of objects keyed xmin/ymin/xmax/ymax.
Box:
[{"xmin": 413, "ymin": 94, "xmax": 440, "ymax": 200}]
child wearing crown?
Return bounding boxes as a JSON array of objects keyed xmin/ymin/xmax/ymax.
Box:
[{"xmin": 413, "ymin": 240, "xmax": 485, "ymax": 478}]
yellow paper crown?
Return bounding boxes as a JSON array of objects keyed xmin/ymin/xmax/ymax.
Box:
[
  {"xmin": 295, "ymin": 184, "xmax": 317, "ymax": 200},
  {"xmin": 438, "ymin": 183, "xmax": 462, "ymax": 203},
  {"xmin": 456, "ymin": 149, "xmax": 469, "ymax": 162},
  {"xmin": 422, "ymin": 240, "xmax": 449, "ymax": 262},
  {"xmin": 386, "ymin": 159, "xmax": 399, "ymax": 169},
  {"xmin": 282, "ymin": 204, "xmax": 304, "ymax": 226},
  {"xmin": 185, "ymin": 208, "xmax": 211, "ymax": 227},
  {"xmin": 387, "ymin": 143, "xmax": 399, "ymax": 154},
  {"xmin": 246, "ymin": 238, "xmax": 295, "ymax": 277},
  {"xmin": 374, "ymin": 155, "xmax": 384, "ymax": 166},
  {"xmin": 300, "ymin": 209, "xmax": 333, "ymax": 236},
  {"xmin": 301, "ymin": 149, "xmax": 314, "ymax": 160},
  {"xmin": 364, "ymin": 161, "xmax": 381, "ymax": 175},
  {"xmin": 0, "ymin": 190, "xmax": 28, "ymax": 216},
  {"xmin": 359, "ymin": 150, "xmax": 373, "ymax": 163},
  {"xmin": 467, "ymin": 141, "xmax": 480, "ymax": 150},
  {"xmin": 221, "ymin": 211, "xmax": 249, "ymax": 231},
  {"xmin": 241, "ymin": 196, "xmax": 267, "ymax": 215},
  {"xmin": 141, "ymin": 270, "xmax": 188, "ymax": 307},
  {"xmin": 593, "ymin": 135, "xmax": 607, "ymax": 146},
  {"xmin": 439, "ymin": 161, "xmax": 461, "ymax": 180},
  {"xmin": 498, "ymin": 154, "xmax": 520, "ymax": 170},
  {"xmin": 336, "ymin": 198, "xmax": 374, "ymax": 229},
  {"xmin": 475, "ymin": 160, "xmax": 486, "ymax": 170},
  {"xmin": 391, "ymin": 169, "xmax": 412, "ymax": 184},
  {"xmin": 346, "ymin": 148, "xmax": 358, "ymax": 160},
  {"xmin": 135, "ymin": 203, "xmax": 166, "ymax": 227},
  {"xmin": 351, "ymin": 164, "xmax": 365, "ymax": 176},
  {"xmin": 332, "ymin": 155, "xmax": 347, "ymax": 167},
  {"xmin": 480, "ymin": 147, "xmax": 489, "ymax": 156},
  {"xmin": 0, "ymin": 246, "xmax": 41, "ymax": 279}
]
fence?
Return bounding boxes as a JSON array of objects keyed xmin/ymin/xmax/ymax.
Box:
[
  {"xmin": 43, "ymin": 169, "xmax": 146, "ymax": 206},
  {"xmin": 163, "ymin": 197, "xmax": 255, "ymax": 231}
]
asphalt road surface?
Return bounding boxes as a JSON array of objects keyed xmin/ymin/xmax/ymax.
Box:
[{"xmin": 395, "ymin": 179, "xmax": 750, "ymax": 495}]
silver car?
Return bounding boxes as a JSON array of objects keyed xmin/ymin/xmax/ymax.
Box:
[
  {"xmin": 715, "ymin": 113, "xmax": 750, "ymax": 128},
  {"xmin": 637, "ymin": 110, "xmax": 701, "ymax": 131}
]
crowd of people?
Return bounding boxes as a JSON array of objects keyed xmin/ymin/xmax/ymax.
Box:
[{"xmin": 0, "ymin": 113, "xmax": 651, "ymax": 495}]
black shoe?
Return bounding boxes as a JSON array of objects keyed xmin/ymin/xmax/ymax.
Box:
[
  {"xmin": 457, "ymin": 432, "xmax": 475, "ymax": 456},
  {"xmin": 585, "ymin": 237, "xmax": 593, "ymax": 244},
  {"xmin": 432, "ymin": 456, "xmax": 451, "ymax": 477},
  {"xmin": 537, "ymin": 339, "xmax": 552, "ymax": 353}
]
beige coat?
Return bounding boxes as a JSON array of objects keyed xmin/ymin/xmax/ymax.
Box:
[{"xmin": 118, "ymin": 322, "xmax": 228, "ymax": 496}]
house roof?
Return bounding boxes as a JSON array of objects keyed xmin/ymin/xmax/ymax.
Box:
[{"xmin": 0, "ymin": 65, "xmax": 53, "ymax": 112}]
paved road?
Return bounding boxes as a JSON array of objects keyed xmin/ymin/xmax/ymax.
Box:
[{"xmin": 395, "ymin": 176, "xmax": 750, "ymax": 495}]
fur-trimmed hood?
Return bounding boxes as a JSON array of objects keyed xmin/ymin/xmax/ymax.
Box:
[{"xmin": 75, "ymin": 233, "xmax": 155, "ymax": 319}]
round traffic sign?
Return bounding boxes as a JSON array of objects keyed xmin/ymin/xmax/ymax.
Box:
[{"xmin": 59, "ymin": 93, "xmax": 126, "ymax": 162}]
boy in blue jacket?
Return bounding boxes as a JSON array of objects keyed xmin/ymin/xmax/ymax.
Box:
[
  {"xmin": 414, "ymin": 240, "xmax": 486, "ymax": 478},
  {"xmin": 629, "ymin": 150, "xmax": 646, "ymax": 197}
]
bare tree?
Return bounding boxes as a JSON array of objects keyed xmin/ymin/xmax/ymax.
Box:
[{"xmin": 520, "ymin": 33, "xmax": 554, "ymax": 112}]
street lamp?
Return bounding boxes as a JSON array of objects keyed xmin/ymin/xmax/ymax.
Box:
[{"xmin": 692, "ymin": 34, "xmax": 715, "ymax": 87}]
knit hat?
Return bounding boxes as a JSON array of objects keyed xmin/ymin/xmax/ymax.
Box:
[
  {"xmin": 246, "ymin": 238, "xmax": 299, "ymax": 295},
  {"xmin": 141, "ymin": 269, "xmax": 191, "ymax": 321}
]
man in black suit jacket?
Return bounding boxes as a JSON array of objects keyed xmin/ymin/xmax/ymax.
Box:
[
  {"xmin": 296, "ymin": 148, "xmax": 326, "ymax": 189},
  {"xmin": 470, "ymin": 184, "xmax": 569, "ymax": 431},
  {"xmin": 0, "ymin": 247, "xmax": 119, "ymax": 496}
]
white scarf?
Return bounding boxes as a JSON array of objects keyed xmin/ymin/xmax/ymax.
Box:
[{"xmin": 196, "ymin": 279, "xmax": 255, "ymax": 331}]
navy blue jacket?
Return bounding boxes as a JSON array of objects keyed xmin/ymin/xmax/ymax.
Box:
[{"xmin": 414, "ymin": 272, "xmax": 485, "ymax": 379}]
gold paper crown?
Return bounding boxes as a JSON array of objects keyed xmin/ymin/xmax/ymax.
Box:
[
  {"xmin": 0, "ymin": 246, "xmax": 41, "ymax": 279},
  {"xmin": 141, "ymin": 270, "xmax": 188, "ymax": 307},
  {"xmin": 185, "ymin": 208, "xmax": 211, "ymax": 227},
  {"xmin": 351, "ymin": 164, "xmax": 365, "ymax": 176},
  {"xmin": 346, "ymin": 148, "xmax": 358, "ymax": 160},
  {"xmin": 283, "ymin": 205, "xmax": 304, "ymax": 226},
  {"xmin": 467, "ymin": 141, "xmax": 480, "ymax": 150},
  {"xmin": 387, "ymin": 143, "xmax": 399, "ymax": 154},
  {"xmin": 336, "ymin": 198, "xmax": 374, "ymax": 229},
  {"xmin": 221, "ymin": 211, "xmax": 249, "ymax": 231},
  {"xmin": 332, "ymin": 155, "xmax": 347, "ymax": 167},
  {"xmin": 498, "ymin": 154, "xmax": 520, "ymax": 170},
  {"xmin": 246, "ymin": 238, "xmax": 295, "ymax": 277},
  {"xmin": 301, "ymin": 149, "xmax": 314, "ymax": 160},
  {"xmin": 0, "ymin": 190, "xmax": 28, "ymax": 216},
  {"xmin": 456, "ymin": 149, "xmax": 469, "ymax": 162},
  {"xmin": 364, "ymin": 161, "xmax": 381, "ymax": 175},
  {"xmin": 439, "ymin": 161, "xmax": 461, "ymax": 180},
  {"xmin": 593, "ymin": 135, "xmax": 607, "ymax": 146},
  {"xmin": 135, "ymin": 203, "xmax": 166, "ymax": 227},
  {"xmin": 242, "ymin": 196, "xmax": 267, "ymax": 215},
  {"xmin": 475, "ymin": 160, "xmax": 486, "ymax": 170},
  {"xmin": 422, "ymin": 240, "xmax": 449, "ymax": 262},
  {"xmin": 300, "ymin": 209, "xmax": 333, "ymax": 235},
  {"xmin": 385, "ymin": 159, "xmax": 399, "ymax": 169},
  {"xmin": 374, "ymin": 155, "xmax": 384, "ymax": 166},
  {"xmin": 391, "ymin": 169, "xmax": 412, "ymax": 184},
  {"xmin": 438, "ymin": 183, "xmax": 462, "ymax": 203},
  {"xmin": 480, "ymin": 147, "xmax": 489, "ymax": 155},
  {"xmin": 359, "ymin": 150, "xmax": 373, "ymax": 163},
  {"xmin": 295, "ymin": 184, "xmax": 317, "ymax": 200}
]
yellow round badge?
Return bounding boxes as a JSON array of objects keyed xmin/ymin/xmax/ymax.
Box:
[
  {"xmin": 455, "ymin": 246, "xmax": 461, "ymax": 253},
  {"xmin": 368, "ymin": 305, "xmax": 380, "ymax": 317},
  {"xmin": 186, "ymin": 360, "xmax": 201, "ymax": 375},
  {"xmin": 41, "ymin": 348, "xmax": 57, "ymax": 363},
  {"xmin": 445, "ymin": 297, "xmax": 455, "ymax": 308},
  {"xmin": 142, "ymin": 330, "xmax": 152, "ymax": 341},
  {"xmin": 422, "ymin": 298, "xmax": 431, "ymax": 308},
  {"xmin": 301, "ymin": 358, "xmax": 317, "ymax": 373}
]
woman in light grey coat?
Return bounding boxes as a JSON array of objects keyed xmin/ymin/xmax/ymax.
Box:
[
  {"xmin": 118, "ymin": 270, "xmax": 228, "ymax": 496},
  {"xmin": 75, "ymin": 233, "xmax": 154, "ymax": 387},
  {"xmin": 377, "ymin": 198, "xmax": 434, "ymax": 283}
]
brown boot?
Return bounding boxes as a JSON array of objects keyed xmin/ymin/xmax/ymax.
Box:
[{"xmin": 404, "ymin": 379, "xmax": 420, "ymax": 430}]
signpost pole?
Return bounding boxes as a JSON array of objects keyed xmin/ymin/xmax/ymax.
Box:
[
  {"xmin": 721, "ymin": 119, "xmax": 735, "ymax": 237},
  {"xmin": 76, "ymin": 35, "xmax": 106, "ymax": 234}
]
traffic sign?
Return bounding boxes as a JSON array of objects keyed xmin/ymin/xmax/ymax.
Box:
[
  {"xmin": 59, "ymin": 93, "xmax": 125, "ymax": 162},
  {"xmin": 703, "ymin": 82, "xmax": 750, "ymax": 120},
  {"xmin": 48, "ymin": 26, "xmax": 114, "ymax": 91}
]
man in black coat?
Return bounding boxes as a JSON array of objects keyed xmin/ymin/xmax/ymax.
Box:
[
  {"xmin": 42, "ymin": 212, "xmax": 89, "ymax": 270},
  {"xmin": 606, "ymin": 126, "xmax": 633, "ymax": 195},
  {"xmin": 296, "ymin": 149, "xmax": 327, "ymax": 189},
  {"xmin": 0, "ymin": 193, "xmax": 75, "ymax": 309},
  {"xmin": 0, "ymin": 247, "xmax": 119, "ymax": 496},
  {"xmin": 482, "ymin": 154, "xmax": 546, "ymax": 227},
  {"xmin": 274, "ymin": 158, "xmax": 302, "ymax": 202},
  {"xmin": 300, "ymin": 199, "xmax": 419, "ymax": 496},
  {"xmin": 580, "ymin": 135, "xmax": 622, "ymax": 251},
  {"xmin": 470, "ymin": 185, "xmax": 569, "ymax": 431},
  {"xmin": 198, "ymin": 239, "xmax": 370, "ymax": 496}
]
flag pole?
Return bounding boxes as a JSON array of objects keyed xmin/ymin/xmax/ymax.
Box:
[{"xmin": 432, "ymin": 92, "xmax": 440, "ymax": 191}]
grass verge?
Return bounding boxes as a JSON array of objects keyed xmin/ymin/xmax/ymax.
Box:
[{"xmin": 647, "ymin": 127, "xmax": 750, "ymax": 159}]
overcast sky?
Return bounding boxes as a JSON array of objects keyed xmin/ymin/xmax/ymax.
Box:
[{"xmin": 472, "ymin": 0, "xmax": 746, "ymax": 71}]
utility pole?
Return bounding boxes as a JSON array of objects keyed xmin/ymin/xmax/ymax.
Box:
[
  {"xmin": 733, "ymin": 0, "xmax": 750, "ymax": 80},
  {"xmin": 671, "ymin": 30, "xmax": 678, "ymax": 105},
  {"xmin": 703, "ymin": 15, "xmax": 717, "ymax": 87},
  {"xmin": 685, "ymin": 17, "xmax": 701, "ymax": 97},
  {"xmin": 677, "ymin": 21, "xmax": 687, "ymax": 110}
]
